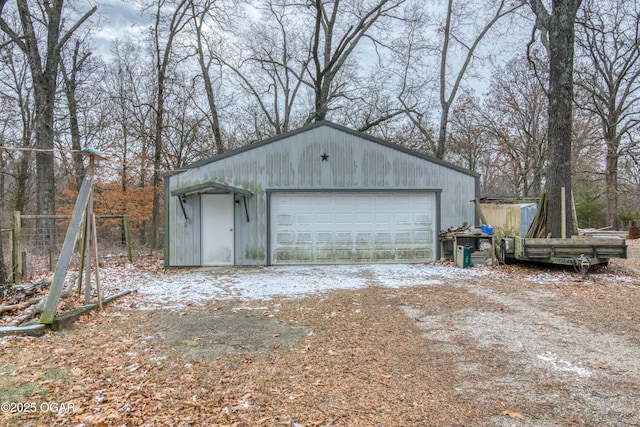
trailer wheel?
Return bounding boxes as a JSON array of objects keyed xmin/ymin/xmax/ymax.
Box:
[{"xmin": 500, "ymin": 240, "xmax": 512, "ymax": 265}]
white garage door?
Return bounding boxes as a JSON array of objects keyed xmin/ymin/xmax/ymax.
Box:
[{"xmin": 270, "ymin": 192, "xmax": 436, "ymax": 264}]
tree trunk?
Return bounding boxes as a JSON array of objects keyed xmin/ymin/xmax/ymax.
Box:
[
  {"xmin": 311, "ymin": 0, "xmax": 326, "ymax": 122},
  {"xmin": 192, "ymin": 1, "xmax": 224, "ymax": 154},
  {"xmin": 34, "ymin": 97, "xmax": 57, "ymax": 249},
  {"xmin": 61, "ymin": 41, "xmax": 89, "ymax": 190},
  {"xmin": 12, "ymin": 155, "xmax": 30, "ymax": 213},
  {"xmin": 150, "ymin": 0, "xmax": 191, "ymax": 251},
  {"xmin": 436, "ymin": 107, "xmax": 449, "ymax": 159},
  {"xmin": 151, "ymin": 78, "xmax": 164, "ymax": 251},
  {"xmin": 544, "ymin": 0, "xmax": 581, "ymax": 237},
  {"xmin": 1, "ymin": 1, "xmax": 96, "ymax": 249},
  {"xmin": 0, "ymin": 230, "xmax": 8, "ymax": 289},
  {"xmin": 605, "ymin": 145, "xmax": 619, "ymax": 229}
]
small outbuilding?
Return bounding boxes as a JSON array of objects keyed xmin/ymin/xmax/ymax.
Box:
[{"xmin": 164, "ymin": 121, "xmax": 479, "ymax": 266}]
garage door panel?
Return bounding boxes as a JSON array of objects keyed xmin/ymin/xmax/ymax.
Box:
[
  {"xmin": 375, "ymin": 232, "xmax": 392, "ymax": 244},
  {"xmin": 356, "ymin": 249, "xmax": 373, "ymax": 260},
  {"xmin": 394, "ymin": 231, "xmax": 412, "ymax": 244},
  {"xmin": 414, "ymin": 230, "xmax": 431, "ymax": 243},
  {"xmin": 335, "ymin": 249, "xmax": 354, "ymax": 261},
  {"xmin": 317, "ymin": 248, "xmax": 334, "ymax": 262},
  {"xmin": 375, "ymin": 213, "xmax": 392, "ymax": 224},
  {"xmin": 336, "ymin": 232, "xmax": 353, "ymax": 244},
  {"xmin": 396, "ymin": 213, "xmax": 412, "ymax": 225},
  {"xmin": 335, "ymin": 213, "xmax": 352, "ymax": 224},
  {"xmin": 316, "ymin": 213, "xmax": 332, "ymax": 224},
  {"xmin": 374, "ymin": 250, "xmax": 395, "ymax": 261},
  {"xmin": 297, "ymin": 214, "xmax": 313, "ymax": 225},
  {"xmin": 297, "ymin": 232, "xmax": 312, "ymax": 243},
  {"xmin": 317, "ymin": 232, "xmax": 332, "ymax": 242},
  {"xmin": 276, "ymin": 232, "xmax": 293, "ymax": 244},
  {"xmin": 415, "ymin": 213, "xmax": 431, "ymax": 224},
  {"xmin": 276, "ymin": 214, "xmax": 293, "ymax": 225},
  {"xmin": 270, "ymin": 192, "xmax": 436, "ymax": 264},
  {"xmin": 396, "ymin": 248, "xmax": 415, "ymax": 260},
  {"xmin": 356, "ymin": 232, "xmax": 371, "ymax": 243},
  {"xmin": 355, "ymin": 213, "xmax": 372, "ymax": 224}
]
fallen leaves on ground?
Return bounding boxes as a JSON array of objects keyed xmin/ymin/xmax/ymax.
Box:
[{"xmin": 0, "ymin": 241, "xmax": 639, "ymax": 426}]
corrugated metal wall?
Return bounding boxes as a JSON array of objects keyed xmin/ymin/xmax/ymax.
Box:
[
  {"xmin": 479, "ymin": 203, "xmax": 538, "ymax": 238},
  {"xmin": 165, "ymin": 123, "xmax": 478, "ymax": 266}
]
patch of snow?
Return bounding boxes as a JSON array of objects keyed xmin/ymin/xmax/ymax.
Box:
[
  {"xmin": 525, "ymin": 272, "xmax": 574, "ymax": 285},
  {"xmin": 537, "ymin": 352, "xmax": 592, "ymax": 377},
  {"xmin": 103, "ymin": 263, "xmax": 495, "ymax": 309},
  {"xmin": 99, "ymin": 262, "xmax": 636, "ymax": 310}
]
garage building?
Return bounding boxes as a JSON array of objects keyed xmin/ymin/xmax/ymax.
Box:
[{"xmin": 164, "ymin": 121, "xmax": 479, "ymax": 266}]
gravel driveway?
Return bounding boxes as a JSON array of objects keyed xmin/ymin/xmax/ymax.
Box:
[{"xmin": 8, "ymin": 241, "xmax": 630, "ymax": 426}]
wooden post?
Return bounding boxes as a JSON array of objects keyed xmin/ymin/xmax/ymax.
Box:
[
  {"xmin": 83, "ymin": 185, "xmax": 94, "ymax": 305},
  {"xmin": 12, "ymin": 211, "xmax": 22, "ymax": 285},
  {"xmin": 471, "ymin": 199, "xmax": 489, "ymax": 225},
  {"xmin": 8, "ymin": 229, "xmax": 13, "ymax": 282},
  {"xmin": 561, "ymin": 187, "xmax": 566, "ymax": 239},
  {"xmin": 91, "ymin": 213, "xmax": 102, "ymax": 308},
  {"xmin": 123, "ymin": 215, "xmax": 132, "ymax": 262},
  {"xmin": 76, "ymin": 213, "xmax": 87, "ymax": 294},
  {"xmin": 40, "ymin": 177, "xmax": 94, "ymax": 324},
  {"xmin": 571, "ymin": 190, "xmax": 579, "ymax": 235}
]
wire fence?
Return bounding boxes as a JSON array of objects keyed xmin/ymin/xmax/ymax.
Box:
[
  {"xmin": 5, "ymin": 215, "xmax": 138, "ymax": 281},
  {"xmin": 1, "ymin": 228, "xmax": 10, "ymax": 280}
]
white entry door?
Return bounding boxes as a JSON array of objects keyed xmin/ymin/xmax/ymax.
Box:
[{"xmin": 201, "ymin": 194, "xmax": 234, "ymax": 266}]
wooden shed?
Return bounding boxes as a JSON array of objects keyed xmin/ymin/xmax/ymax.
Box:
[{"xmin": 164, "ymin": 121, "xmax": 479, "ymax": 266}]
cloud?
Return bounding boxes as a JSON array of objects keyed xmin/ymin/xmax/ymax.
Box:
[{"xmin": 92, "ymin": 0, "xmax": 149, "ymax": 55}]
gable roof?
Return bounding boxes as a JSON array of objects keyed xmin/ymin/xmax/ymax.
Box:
[{"xmin": 166, "ymin": 120, "xmax": 479, "ymax": 178}]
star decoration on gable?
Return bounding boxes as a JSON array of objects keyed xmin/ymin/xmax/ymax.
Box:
[{"xmin": 321, "ymin": 153, "xmax": 329, "ymax": 161}]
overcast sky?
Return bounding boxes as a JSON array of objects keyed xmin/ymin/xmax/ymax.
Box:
[
  {"xmin": 91, "ymin": 0, "xmax": 148, "ymax": 56},
  {"xmin": 85, "ymin": 0, "xmax": 529, "ymax": 96}
]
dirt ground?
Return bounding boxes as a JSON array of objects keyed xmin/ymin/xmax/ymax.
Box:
[{"xmin": 1, "ymin": 241, "xmax": 639, "ymax": 426}]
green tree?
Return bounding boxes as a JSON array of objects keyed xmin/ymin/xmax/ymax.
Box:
[{"xmin": 574, "ymin": 186, "xmax": 605, "ymax": 228}]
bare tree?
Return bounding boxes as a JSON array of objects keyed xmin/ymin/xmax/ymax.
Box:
[
  {"xmin": 228, "ymin": 0, "xmax": 311, "ymax": 136},
  {"xmin": 306, "ymin": 0, "xmax": 406, "ymax": 122},
  {"xmin": 436, "ymin": 0, "xmax": 524, "ymax": 159},
  {"xmin": 0, "ymin": 0, "xmax": 96, "ymax": 249},
  {"xmin": 60, "ymin": 39, "xmax": 91, "ymax": 189},
  {"xmin": 104, "ymin": 39, "xmax": 156, "ymax": 246},
  {"xmin": 148, "ymin": 0, "xmax": 193, "ymax": 250},
  {"xmin": 574, "ymin": 0, "xmax": 640, "ymax": 230},
  {"xmin": 484, "ymin": 56, "xmax": 548, "ymax": 197},
  {"xmin": 162, "ymin": 68, "xmax": 214, "ymax": 168},
  {"xmin": 400, "ymin": 0, "xmax": 523, "ymax": 159},
  {"xmin": 529, "ymin": 0, "xmax": 582, "ymax": 237},
  {"xmin": 447, "ymin": 91, "xmax": 491, "ymax": 173},
  {"xmin": 0, "ymin": 21, "xmax": 33, "ymax": 214},
  {"xmin": 189, "ymin": 0, "xmax": 226, "ymax": 153}
]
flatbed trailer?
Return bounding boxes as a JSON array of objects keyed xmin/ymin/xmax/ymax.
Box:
[{"xmin": 500, "ymin": 236, "xmax": 627, "ymax": 277}]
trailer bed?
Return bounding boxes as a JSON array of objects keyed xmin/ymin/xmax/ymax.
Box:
[{"xmin": 501, "ymin": 236, "xmax": 627, "ymax": 276}]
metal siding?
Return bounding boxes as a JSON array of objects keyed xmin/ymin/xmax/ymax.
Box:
[
  {"xmin": 166, "ymin": 125, "xmax": 477, "ymax": 266},
  {"xmin": 234, "ymin": 193, "xmax": 266, "ymax": 265},
  {"xmin": 167, "ymin": 194, "xmax": 201, "ymax": 266}
]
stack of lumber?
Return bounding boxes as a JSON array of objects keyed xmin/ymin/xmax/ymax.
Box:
[{"xmin": 525, "ymin": 194, "xmax": 548, "ymax": 238}]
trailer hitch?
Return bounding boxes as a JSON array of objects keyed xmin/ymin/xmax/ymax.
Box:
[{"xmin": 574, "ymin": 255, "xmax": 592, "ymax": 278}]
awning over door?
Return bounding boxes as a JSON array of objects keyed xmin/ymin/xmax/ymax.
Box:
[
  {"xmin": 172, "ymin": 181, "xmax": 253, "ymax": 223},
  {"xmin": 270, "ymin": 192, "xmax": 437, "ymax": 264},
  {"xmin": 171, "ymin": 181, "xmax": 254, "ymax": 198}
]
